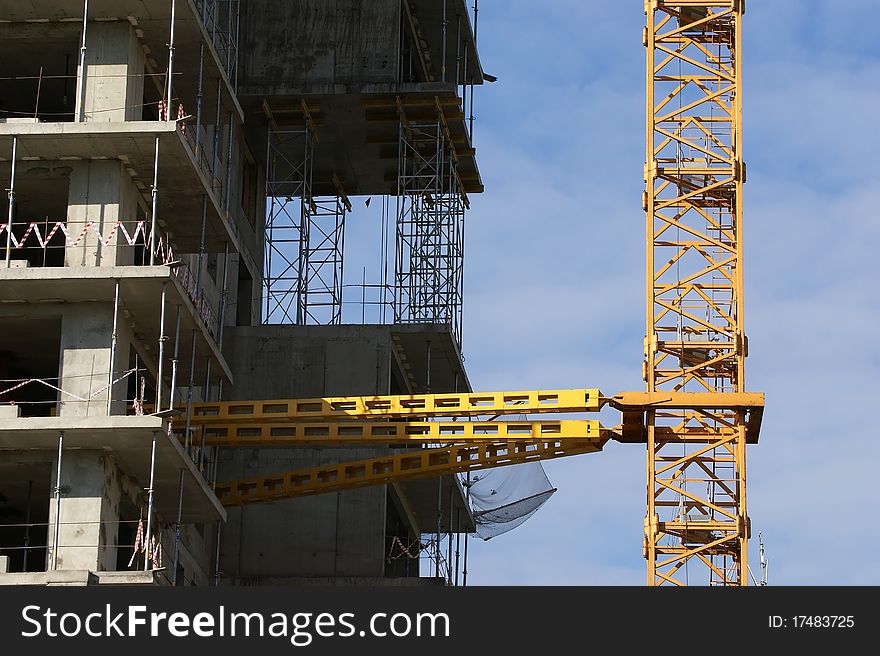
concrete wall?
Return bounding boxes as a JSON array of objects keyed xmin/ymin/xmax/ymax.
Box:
[
  {"xmin": 239, "ymin": 0, "xmax": 401, "ymax": 95},
  {"xmin": 58, "ymin": 302, "xmax": 128, "ymax": 418},
  {"xmin": 218, "ymin": 326, "xmax": 395, "ymax": 581},
  {"xmin": 65, "ymin": 160, "xmax": 145, "ymax": 267},
  {"xmin": 76, "ymin": 21, "xmax": 146, "ymax": 122},
  {"xmin": 47, "ymin": 450, "xmax": 121, "ymax": 571}
]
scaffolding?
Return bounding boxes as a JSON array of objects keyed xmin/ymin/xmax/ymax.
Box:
[
  {"xmin": 304, "ymin": 190, "xmax": 349, "ymax": 325},
  {"xmin": 393, "ymin": 101, "xmax": 467, "ymax": 345},
  {"xmin": 263, "ymin": 105, "xmax": 349, "ymax": 326}
]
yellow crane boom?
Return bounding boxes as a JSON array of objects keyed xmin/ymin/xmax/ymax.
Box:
[{"xmin": 213, "ymin": 435, "xmax": 610, "ymax": 507}]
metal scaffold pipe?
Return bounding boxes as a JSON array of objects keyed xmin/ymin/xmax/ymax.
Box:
[
  {"xmin": 171, "ymin": 470, "xmax": 185, "ymax": 584},
  {"xmin": 52, "ymin": 432, "xmax": 64, "ymax": 570},
  {"xmin": 218, "ymin": 242, "xmax": 230, "ymax": 345},
  {"xmin": 5, "ymin": 136, "xmax": 17, "ymax": 268},
  {"xmin": 169, "ymin": 305, "xmax": 181, "ymax": 411},
  {"xmin": 166, "ymin": 0, "xmax": 177, "ymax": 117},
  {"xmin": 196, "ymin": 43, "xmax": 205, "ymax": 156},
  {"xmin": 77, "ymin": 0, "xmax": 89, "ymax": 122},
  {"xmin": 107, "ymin": 279, "xmax": 120, "ymax": 414},
  {"xmin": 149, "ymin": 136, "xmax": 160, "ymax": 265},
  {"xmin": 184, "ymin": 331, "xmax": 197, "ymax": 450},
  {"xmin": 145, "ymin": 430, "xmax": 158, "ymax": 571},
  {"xmin": 156, "ymin": 282, "xmax": 168, "ymax": 410}
]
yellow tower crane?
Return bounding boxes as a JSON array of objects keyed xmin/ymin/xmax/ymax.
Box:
[{"xmin": 181, "ymin": 1, "xmax": 761, "ymax": 586}]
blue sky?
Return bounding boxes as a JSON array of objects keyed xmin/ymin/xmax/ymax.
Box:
[{"xmin": 451, "ymin": 0, "xmax": 880, "ymax": 585}]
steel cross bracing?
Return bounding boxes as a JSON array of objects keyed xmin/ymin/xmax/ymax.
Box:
[
  {"xmin": 643, "ymin": 0, "xmax": 753, "ymax": 586},
  {"xmin": 394, "ymin": 99, "xmax": 467, "ymax": 344},
  {"xmin": 263, "ymin": 106, "xmax": 348, "ymax": 325}
]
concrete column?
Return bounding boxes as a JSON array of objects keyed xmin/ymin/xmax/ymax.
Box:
[
  {"xmin": 58, "ymin": 304, "xmax": 129, "ymax": 417},
  {"xmin": 47, "ymin": 450, "xmax": 122, "ymax": 572},
  {"xmin": 66, "ymin": 160, "xmax": 142, "ymax": 267},
  {"xmin": 76, "ymin": 22, "xmax": 146, "ymax": 122}
]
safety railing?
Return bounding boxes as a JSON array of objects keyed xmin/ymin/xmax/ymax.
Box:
[{"xmin": 0, "ymin": 219, "xmax": 219, "ymax": 339}]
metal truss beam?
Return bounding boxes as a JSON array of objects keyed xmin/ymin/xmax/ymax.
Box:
[
  {"xmin": 644, "ymin": 0, "xmax": 753, "ymax": 586},
  {"xmin": 190, "ymin": 388, "xmax": 602, "ymax": 424},
  {"xmin": 194, "ymin": 419, "xmax": 603, "ymax": 446},
  {"xmin": 214, "ymin": 435, "xmax": 609, "ymax": 507}
]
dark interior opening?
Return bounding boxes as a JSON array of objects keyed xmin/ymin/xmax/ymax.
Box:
[
  {"xmin": 236, "ymin": 264, "xmax": 254, "ymax": 326},
  {"xmin": 0, "ymin": 316, "xmax": 62, "ymax": 417},
  {"xmin": 0, "ymin": 462, "xmax": 51, "ymax": 573},
  {"xmin": 0, "ymin": 24, "xmax": 80, "ymax": 123}
]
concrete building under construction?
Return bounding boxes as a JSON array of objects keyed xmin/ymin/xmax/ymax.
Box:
[{"xmin": 0, "ymin": 0, "xmax": 485, "ymax": 586}]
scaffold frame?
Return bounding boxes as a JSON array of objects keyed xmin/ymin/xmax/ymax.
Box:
[
  {"xmin": 263, "ymin": 126, "xmax": 314, "ymax": 324},
  {"xmin": 393, "ymin": 100, "xmax": 467, "ymax": 344}
]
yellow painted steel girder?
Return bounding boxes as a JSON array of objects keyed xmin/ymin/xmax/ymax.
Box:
[
  {"xmin": 190, "ymin": 388, "xmax": 601, "ymax": 424},
  {"xmin": 196, "ymin": 419, "xmax": 602, "ymax": 447},
  {"xmin": 644, "ymin": 0, "xmax": 755, "ymax": 586},
  {"xmin": 214, "ymin": 434, "xmax": 610, "ymax": 507}
]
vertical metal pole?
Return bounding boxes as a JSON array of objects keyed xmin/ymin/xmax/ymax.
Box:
[
  {"xmin": 156, "ymin": 282, "xmax": 168, "ymax": 410},
  {"xmin": 212, "ymin": 79, "xmax": 222, "ymax": 175},
  {"xmin": 77, "ymin": 0, "xmax": 89, "ymax": 122},
  {"xmin": 23, "ymin": 479, "xmax": 32, "ymax": 572},
  {"xmin": 5, "ymin": 137, "xmax": 17, "ymax": 268},
  {"xmin": 52, "ymin": 432, "xmax": 64, "ymax": 570},
  {"xmin": 470, "ymin": 0, "xmax": 479, "ymax": 140},
  {"xmin": 462, "ymin": 526, "xmax": 469, "ymax": 586},
  {"xmin": 166, "ymin": 0, "xmax": 177, "ymax": 117},
  {"xmin": 144, "ymin": 430, "xmax": 158, "ymax": 571},
  {"xmin": 199, "ymin": 357, "xmax": 211, "ymax": 469},
  {"xmin": 184, "ymin": 332, "xmax": 197, "ymax": 450},
  {"xmin": 224, "ymin": 112, "xmax": 234, "ymax": 210},
  {"xmin": 361, "ymin": 266, "xmax": 366, "ymax": 324},
  {"xmin": 204, "ymin": 358, "xmax": 212, "ymax": 402},
  {"xmin": 196, "ymin": 196, "xmax": 207, "ymax": 292},
  {"xmin": 463, "ymin": 470, "xmax": 470, "ymax": 586},
  {"xmin": 149, "ymin": 137, "xmax": 160, "ymax": 264},
  {"xmin": 218, "ymin": 242, "xmax": 230, "ymax": 345},
  {"xmin": 171, "ymin": 470, "xmax": 184, "ymax": 584},
  {"xmin": 441, "ymin": 0, "xmax": 447, "ymax": 82},
  {"xmin": 195, "ymin": 43, "xmax": 205, "ymax": 158},
  {"xmin": 454, "ymin": 507, "xmax": 460, "ymax": 586},
  {"xmin": 472, "ymin": 0, "xmax": 479, "ymax": 46},
  {"xmin": 225, "ymin": 0, "xmax": 233, "ymax": 73},
  {"xmin": 447, "ymin": 484, "xmax": 453, "ymax": 585},
  {"xmin": 455, "ymin": 15, "xmax": 461, "ymax": 88},
  {"xmin": 435, "ymin": 477, "xmax": 442, "ymax": 579},
  {"xmin": 264, "ymin": 128, "xmax": 273, "ymax": 325},
  {"xmin": 213, "ymin": 521, "xmax": 222, "ymax": 586},
  {"xmin": 425, "ymin": 341, "xmax": 432, "ymax": 392},
  {"xmin": 107, "ymin": 279, "xmax": 120, "ymax": 414},
  {"xmin": 233, "ymin": 0, "xmax": 241, "ymax": 90},
  {"xmin": 169, "ymin": 305, "xmax": 181, "ymax": 411}
]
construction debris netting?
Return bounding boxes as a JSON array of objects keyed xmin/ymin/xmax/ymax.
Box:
[{"xmin": 463, "ymin": 462, "xmax": 556, "ymax": 540}]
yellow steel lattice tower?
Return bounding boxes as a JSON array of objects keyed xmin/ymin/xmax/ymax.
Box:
[{"xmin": 643, "ymin": 1, "xmax": 750, "ymax": 585}]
